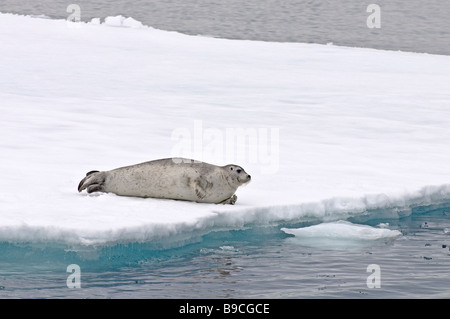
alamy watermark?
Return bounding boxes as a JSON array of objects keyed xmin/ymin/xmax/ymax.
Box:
[
  {"xmin": 66, "ymin": 4, "xmax": 81, "ymax": 22},
  {"xmin": 66, "ymin": 4, "xmax": 81, "ymax": 28},
  {"xmin": 366, "ymin": 4, "xmax": 381, "ymax": 29},
  {"xmin": 66, "ymin": 264, "xmax": 81, "ymax": 288},
  {"xmin": 170, "ymin": 120, "xmax": 280, "ymax": 175},
  {"xmin": 366, "ymin": 264, "xmax": 381, "ymax": 288}
]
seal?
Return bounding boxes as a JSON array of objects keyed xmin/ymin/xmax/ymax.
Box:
[{"xmin": 78, "ymin": 158, "xmax": 251, "ymax": 204}]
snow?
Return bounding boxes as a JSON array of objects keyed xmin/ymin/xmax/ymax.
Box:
[{"xmin": 1, "ymin": 13, "xmax": 450, "ymax": 248}]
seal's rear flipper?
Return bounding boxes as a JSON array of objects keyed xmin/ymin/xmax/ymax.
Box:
[
  {"xmin": 86, "ymin": 184, "xmax": 103, "ymax": 193},
  {"xmin": 86, "ymin": 170, "xmax": 100, "ymax": 176},
  {"xmin": 78, "ymin": 171, "xmax": 105, "ymax": 193}
]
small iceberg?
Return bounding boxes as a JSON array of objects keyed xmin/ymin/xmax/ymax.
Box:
[
  {"xmin": 103, "ymin": 15, "xmax": 145, "ymax": 28},
  {"xmin": 281, "ymin": 220, "xmax": 402, "ymax": 249}
]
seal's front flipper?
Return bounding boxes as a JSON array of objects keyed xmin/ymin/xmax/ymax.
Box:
[
  {"xmin": 219, "ymin": 194, "xmax": 237, "ymax": 205},
  {"xmin": 78, "ymin": 171, "xmax": 106, "ymax": 193}
]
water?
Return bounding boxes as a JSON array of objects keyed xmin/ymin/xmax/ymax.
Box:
[
  {"xmin": 1, "ymin": 204, "xmax": 450, "ymax": 298},
  {"xmin": 1, "ymin": 0, "xmax": 449, "ymax": 55}
]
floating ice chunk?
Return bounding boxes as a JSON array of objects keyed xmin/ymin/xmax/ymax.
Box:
[
  {"xmin": 123, "ymin": 17, "xmax": 144, "ymax": 28},
  {"xmin": 104, "ymin": 15, "xmax": 125, "ymax": 27},
  {"xmin": 281, "ymin": 220, "xmax": 402, "ymax": 240},
  {"xmin": 103, "ymin": 15, "xmax": 144, "ymax": 28},
  {"xmin": 281, "ymin": 221, "xmax": 402, "ymax": 249},
  {"xmin": 90, "ymin": 18, "xmax": 101, "ymax": 25}
]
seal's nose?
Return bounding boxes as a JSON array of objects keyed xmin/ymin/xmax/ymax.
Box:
[{"xmin": 247, "ymin": 175, "xmax": 251, "ymax": 180}]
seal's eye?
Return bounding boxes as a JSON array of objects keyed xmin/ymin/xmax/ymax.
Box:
[{"xmin": 237, "ymin": 169, "xmax": 242, "ymax": 173}]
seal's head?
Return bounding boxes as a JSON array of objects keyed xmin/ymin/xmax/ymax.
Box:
[{"xmin": 223, "ymin": 164, "xmax": 251, "ymax": 187}]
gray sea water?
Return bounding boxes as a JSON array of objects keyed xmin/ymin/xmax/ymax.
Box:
[
  {"xmin": 1, "ymin": 1, "xmax": 450, "ymax": 301},
  {"xmin": 1, "ymin": 0, "xmax": 449, "ymax": 55}
]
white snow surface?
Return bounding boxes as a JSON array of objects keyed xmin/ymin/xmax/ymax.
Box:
[{"xmin": 1, "ymin": 13, "xmax": 450, "ymax": 247}]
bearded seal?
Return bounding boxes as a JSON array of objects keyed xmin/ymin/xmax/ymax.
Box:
[{"xmin": 78, "ymin": 158, "xmax": 251, "ymax": 204}]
